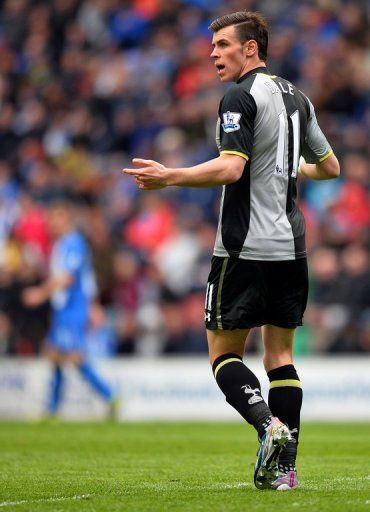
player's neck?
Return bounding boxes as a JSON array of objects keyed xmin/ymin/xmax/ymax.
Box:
[
  {"xmin": 55, "ymin": 227, "xmax": 74, "ymax": 239},
  {"xmin": 237, "ymin": 59, "xmax": 266, "ymax": 81}
]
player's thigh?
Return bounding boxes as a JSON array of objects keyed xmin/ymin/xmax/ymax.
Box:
[
  {"xmin": 265, "ymin": 259, "xmax": 308, "ymax": 329},
  {"xmin": 207, "ymin": 328, "xmax": 250, "ymax": 364},
  {"xmin": 204, "ymin": 256, "xmax": 267, "ymax": 331},
  {"xmin": 262, "ymin": 324, "xmax": 296, "ymax": 371}
]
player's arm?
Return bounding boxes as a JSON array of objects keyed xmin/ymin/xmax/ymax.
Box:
[
  {"xmin": 123, "ymin": 154, "xmax": 246, "ymax": 190},
  {"xmin": 22, "ymin": 274, "xmax": 73, "ymax": 307},
  {"xmin": 298, "ymin": 153, "xmax": 340, "ymax": 180},
  {"xmin": 124, "ymin": 87, "xmax": 254, "ymax": 190},
  {"xmin": 300, "ymin": 98, "xmax": 340, "ymax": 180}
]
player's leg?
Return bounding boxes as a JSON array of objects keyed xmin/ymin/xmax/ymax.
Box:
[
  {"xmin": 208, "ymin": 328, "xmax": 274, "ymax": 437},
  {"xmin": 69, "ymin": 351, "xmax": 118, "ymax": 420},
  {"xmin": 206, "ymin": 256, "xmax": 274, "ymax": 436},
  {"xmin": 205, "ymin": 256, "xmax": 290, "ymax": 489},
  {"xmin": 57, "ymin": 321, "xmax": 114, "ymax": 403},
  {"xmin": 61, "ymin": 322, "xmax": 117, "ymax": 417},
  {"xmin": 208, "ymin": 328, "xmax": 291, "ymax": 489},
  {"xmin": 262, "ymin": 325, "xmax": 302, "ymax": 490},
  {"xmin": 261, "ymin": 259, "xmax": 308, "ymax": 490},
  {"xmin": 45, "ymin": 347, "xmax": 65, "ymax": 416},
  {"xmin": 74, "ymin": 355, "xmax": 114, "ymax": 402}
]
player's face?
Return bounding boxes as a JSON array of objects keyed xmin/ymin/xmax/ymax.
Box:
[
  {"xmin": 48, "ymin": 206, "xmax": 72, "ymax": 238},
  {"xmin": 211, "ymin": 25, "xmax": 248, "ymax": 82}
]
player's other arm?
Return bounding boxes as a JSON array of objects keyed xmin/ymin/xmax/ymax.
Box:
[
  {"xmin": 299, "ymin": 153, "xmax": 340, "ymax": 180},
  {"xmin": 123, "ymin": 153, "xmax": 246, "ymax": 190},
  {"xmin": 22, "ymin": 274, "xmax": 73, "ymax": 307},
  {"xmin": 299, "ymin": 97, "xmax": 340, "ymax": 180}
]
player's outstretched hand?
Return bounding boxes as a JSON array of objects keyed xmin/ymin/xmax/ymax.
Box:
[
  {"xmin": 123, "ymin": 158, "xmax": 169, "ymax": 190},
  {"xmin": 22, "ymin": 287, "xmax": 46, "ymax": 307}
]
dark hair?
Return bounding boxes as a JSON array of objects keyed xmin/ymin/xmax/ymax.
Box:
[{"xmin": 209, "ymin": 11, "xmax": 268, "ymax": 62}]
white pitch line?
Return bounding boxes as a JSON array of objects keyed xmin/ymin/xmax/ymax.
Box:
[{"xmin": 0, "ymin": 494, "xmax": 92, "ymax": 508}]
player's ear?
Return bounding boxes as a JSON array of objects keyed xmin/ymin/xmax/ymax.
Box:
[{"xmin": 244, "ymin": 39, "xmax": 258, "ymax": 57}]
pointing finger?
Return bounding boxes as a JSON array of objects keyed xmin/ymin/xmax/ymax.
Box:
[
  {"xmin": 123, "ymin": 168, "xmax": 145, "ymax": 175},
  {"xmin": 132, "ymin": 158, "xmax": 156, "ymax": 167}
]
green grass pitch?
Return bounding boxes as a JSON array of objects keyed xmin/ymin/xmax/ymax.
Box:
[{"xmin": 0, "ymin": 422, "xmax": 369, "ymax": 511}]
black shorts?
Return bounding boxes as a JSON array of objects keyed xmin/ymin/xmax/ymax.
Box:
[{"xmin": 205, "ymin": 256, "xmax": 308, "ymax": 330}]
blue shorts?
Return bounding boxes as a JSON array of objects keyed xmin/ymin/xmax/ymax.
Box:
[{"xmin": 48, "ymin": 322, "xmax": 87, "ymax": 353}]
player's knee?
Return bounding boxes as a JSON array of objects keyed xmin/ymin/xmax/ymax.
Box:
[
  {"xmin": 46, "ymin": 348, "xmax": 63, "ymax": 364},
  {"xmin": 68, "ymin": 352, "xmax": 84, "ymax": 365}
]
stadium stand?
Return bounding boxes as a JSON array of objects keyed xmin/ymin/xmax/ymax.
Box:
[{"xmin": 0, "ymin": 0, "xmax": 368, "ymax": 356}]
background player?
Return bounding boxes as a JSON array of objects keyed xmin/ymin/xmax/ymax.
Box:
[
  {"xmin": 23, "ymin": 201, "xmax": 117, "ymax": 419},
  {"xmin": 123, "ymin": 10, "xmax": 340, "ymax": 490}
]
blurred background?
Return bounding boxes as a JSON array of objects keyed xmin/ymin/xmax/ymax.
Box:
[{"xmin": 0, "ymin": 0, "xmax": 368, "ymax": 361}]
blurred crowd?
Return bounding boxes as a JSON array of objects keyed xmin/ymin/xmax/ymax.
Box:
[{"xmin": 0, "ymin": 0, "xmax": 368, "ymax": 357}]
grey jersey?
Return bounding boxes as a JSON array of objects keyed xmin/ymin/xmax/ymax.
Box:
[{"xmin": 214, "ymin": 67, "xmax": 332, "ymax": 261}]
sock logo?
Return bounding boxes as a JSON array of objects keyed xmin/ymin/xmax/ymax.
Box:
[
  {"xmin": 241, "ymin": 385, "xmax": 263, "ymax": 405},
  {"xmin": 289, "ymin": 428, "xmax": 298, "ymax": 443}
]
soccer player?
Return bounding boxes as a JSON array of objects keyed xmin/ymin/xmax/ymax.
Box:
[
  {"xmin": 23, "ymin": 201, "xmax": 117, "ymax": 419},
  {"xmin": 123, "ymin": 11, "xmax": 340, "ymax": 490}
]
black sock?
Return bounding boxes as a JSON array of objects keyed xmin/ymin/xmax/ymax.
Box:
[
  {"xmin": 267, "ymin": 364, "xmax": 302, "ymax": 472},
  {"xmin": 213, "ymin": 353, "xmax": 272, "ymax": 438}
]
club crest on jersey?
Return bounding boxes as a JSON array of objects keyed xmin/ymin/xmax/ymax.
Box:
[{"xmin": 222, "ymin": 111, "xmax": 241, "ymax": 132}]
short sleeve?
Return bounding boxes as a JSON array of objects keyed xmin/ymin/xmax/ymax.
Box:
[
  {"xmin": 218, "ymin": 86, "xmax": 257, "ymax": 161},
  {"xmin": 302, "ymin": 99, "xmax": 333, "ymax": 164},
  {"xmin": 59, "ymin": 239, "xmax": 84, "ymax": 276}
]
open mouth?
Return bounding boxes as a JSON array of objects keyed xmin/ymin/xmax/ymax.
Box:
[{"xmin": 216, "ymin": 64, "xmax": 225, "ymax": 71}]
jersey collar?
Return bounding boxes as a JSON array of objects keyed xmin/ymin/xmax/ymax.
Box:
[{"xmin": 237, "ymin": 66, "xmax": 269, "ymax": 84}]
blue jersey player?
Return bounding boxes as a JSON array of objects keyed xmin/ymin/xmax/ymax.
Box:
[{"xmin": 23, "ymin": 201, "xmax": 117, "ymax": 419}]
